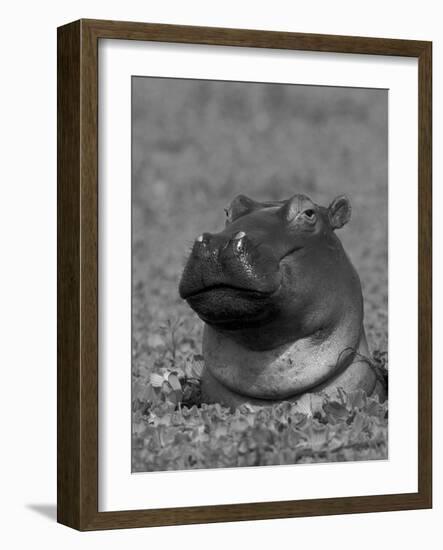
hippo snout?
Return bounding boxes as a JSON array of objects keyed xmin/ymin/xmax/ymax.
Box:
[{"xmin": 179, "ymin": 230, "xmax": 281, "ymax": 328}]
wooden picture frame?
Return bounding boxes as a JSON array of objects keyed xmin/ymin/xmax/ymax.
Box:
[{"xmin": 57, "ymin": 18, "xmax": 432, "ymax": 530}]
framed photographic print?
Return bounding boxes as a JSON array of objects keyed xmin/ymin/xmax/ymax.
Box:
[{"xmin": 57, "ymin": 19, "xmax": 432, "ymax": 530}]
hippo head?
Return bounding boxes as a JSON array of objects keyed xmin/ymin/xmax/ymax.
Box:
[{"xmin": 179, "ymin": 193, "xmax": 354, "ymax": 351}]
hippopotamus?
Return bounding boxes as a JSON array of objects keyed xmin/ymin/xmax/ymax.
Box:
[{"xmin": 178, "ymin": 193, "xmax": 386, "ymax": 410}]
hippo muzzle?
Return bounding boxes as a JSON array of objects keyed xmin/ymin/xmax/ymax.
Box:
[{"xmin": 179, "ymin": 229, "xmax": 282, "ymax": 329}]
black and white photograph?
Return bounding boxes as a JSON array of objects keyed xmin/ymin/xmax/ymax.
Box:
[
  {"xmin": 2, "ymin": 0, "xmax": 436, "ymax": 542},
  {"xmin": 131, "ymin": 77, "xmax": 389, "ymax": 472}
]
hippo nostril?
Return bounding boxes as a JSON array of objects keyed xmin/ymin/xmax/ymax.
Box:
[
  {"xmin": 193, "ymin": 233, "xmax": 209, "ymax": 255},
  {"xmin": 233, "ymin": 237, "xmax": 247, "ymax": 255},
  {"xmin": 196, "ymin": 232, "xmax": 213, "ymax": 245},
  {"xmin": 232, "ymin": 231, "xmax": 247, "ymax": 254}
]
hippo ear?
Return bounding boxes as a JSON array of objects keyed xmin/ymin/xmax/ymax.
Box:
[
  {"xmin": 328, "ymin": 195, "xmax": 351, "ymax": 229},
  {"xmin": 226, "ymin": 194, "xmax": 259, "ymax": 223}
]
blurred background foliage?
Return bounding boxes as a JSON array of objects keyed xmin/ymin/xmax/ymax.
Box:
[{"xmin": 131, "ymin": 77, "xmax": 388, "ymax": 471}]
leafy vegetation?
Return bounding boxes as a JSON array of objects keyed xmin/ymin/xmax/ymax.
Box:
[
  {"xmin": 132, "ymin": 349, "xmax": 388, "ymax": 471},
  {"xmin": 131, "ymin": 78, "xmax": 388, "ymax": 471}
]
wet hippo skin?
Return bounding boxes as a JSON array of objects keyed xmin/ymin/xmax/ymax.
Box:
[{"xmin": 179, "ymin": 193, "xmax": 386, "ymax": 410}]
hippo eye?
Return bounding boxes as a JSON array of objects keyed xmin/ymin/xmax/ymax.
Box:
[{"xmin": 302, "ymin": 209, "xmax": 317, "ymax": 222}]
